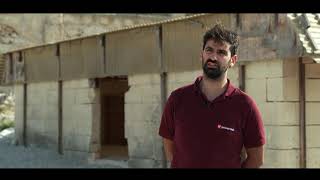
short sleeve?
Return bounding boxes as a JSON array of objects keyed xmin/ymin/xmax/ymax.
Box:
[
  {"xmin": 243, "ymin": 100, "xmax": 266, "ymax": 149},
  {"xmin": 159, "ymin": 93, "xmax": 176, "ymax": 140}
]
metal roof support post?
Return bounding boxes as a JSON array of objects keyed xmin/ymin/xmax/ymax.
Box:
[
  {"xmin": 57, "ymin": 44, "xmax": 63, "ymax": 155},
  {"xmin": 299, "ymin": 57, "xmax": 306, "ymax": 168},
  {"xmin": 158, "ymin": 25, "xmax": 168, "ymax": 168},
  {"xmin": 23, "ymin": 82, "xmax": 27, "ymax": 147}
]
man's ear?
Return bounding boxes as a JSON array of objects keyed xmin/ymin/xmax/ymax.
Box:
[{"xmin": 229, "ymin": 55, "xmax": 238, "ymax": 68}]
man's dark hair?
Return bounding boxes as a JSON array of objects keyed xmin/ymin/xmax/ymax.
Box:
[{"xmin": 202, "ymin": 24, "xmax": 239, "ymax": 56}]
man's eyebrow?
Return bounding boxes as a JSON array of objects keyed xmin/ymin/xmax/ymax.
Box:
[{"xmin": 217, "ymin": 49, "xmax": 227, "ymax": 53}]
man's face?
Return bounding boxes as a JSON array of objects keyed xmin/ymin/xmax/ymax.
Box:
[{"xmin": 201, "ymin": 39, "xmax": 236, "ymax": 80}]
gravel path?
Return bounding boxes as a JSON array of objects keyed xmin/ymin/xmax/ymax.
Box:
[{"xmin": 0, "ymin": 131, "xmax": 128, "ymax": 168}]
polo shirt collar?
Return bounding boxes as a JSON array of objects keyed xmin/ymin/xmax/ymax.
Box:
[{"xmin": 193, "ymin": 76, "xmax": 236, "ymax": 102}]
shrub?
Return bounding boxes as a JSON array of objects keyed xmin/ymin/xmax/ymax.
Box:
[{"xmin": 0, "ymin": 119, "xmax": 14, "ymax": 132}]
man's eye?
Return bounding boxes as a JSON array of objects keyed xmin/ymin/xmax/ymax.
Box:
[{"xmin": 218, "ymin": 51, "xmax": 227, "ymax": 55}]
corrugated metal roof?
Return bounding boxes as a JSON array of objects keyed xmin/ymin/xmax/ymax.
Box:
[
  {"xmin": 288, "ymin": 13, "xmax": 320, "ymax": 63},
  {"xmin": 1, "ymin": 13, "xmax": 208, "ymax": 54}
]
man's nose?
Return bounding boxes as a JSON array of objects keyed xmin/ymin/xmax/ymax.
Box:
[{"xmin": 208, "ymin": 52, "xmax": 217, "ymax": 60}]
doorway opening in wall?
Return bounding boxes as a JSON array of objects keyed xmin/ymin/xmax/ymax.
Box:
[{"xmin": 99, "ymin": 76, "xmax": 129, "ymax": 161}]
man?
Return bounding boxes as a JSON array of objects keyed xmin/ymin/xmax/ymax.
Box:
[{"xmin": 158, "ymin": 24, "xmax": 266, "ymax": 168}]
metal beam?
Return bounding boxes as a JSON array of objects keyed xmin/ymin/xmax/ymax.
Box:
[
  {"xmin": 299, "ymin": 57, "xmax": 306, "ymax": 168},
  {"xmin": 23, "ymin": 83, "xmax": 27, "ymax": 147}
]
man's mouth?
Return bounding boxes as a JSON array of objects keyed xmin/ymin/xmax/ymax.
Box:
[{"xmin": 206, "ymin": 60, "xmax": 218, "ymax": 68}]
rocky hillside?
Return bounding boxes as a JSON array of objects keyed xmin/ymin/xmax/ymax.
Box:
[{"xmin": 0, "ymin": 14, "xmax": 185, "ymax": 54}]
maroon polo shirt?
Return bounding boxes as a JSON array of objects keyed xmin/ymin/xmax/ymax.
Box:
[{"xmin": 159, "ymin": 76, "xmax": 266, "ymax": 168}]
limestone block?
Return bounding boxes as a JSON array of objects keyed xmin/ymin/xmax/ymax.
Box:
[
  {"xmin": 228, "ymin": 65, "xmax": 239, "ymax": 88},
  {"xmin": 283, "ymin": 58, "xmax": 299, "ymax": 78},
  {"xmin": 44, "ymin": 118, "xmax": 58, "ymax": 135},
  {"xmin": 27, "ymin": 105, "xmax": 45, "ymax": 122},
  {"xmin": 245, "ymin": 61, "xmax": 267, "ymax": 79},
  {"xmin": 306, "ymin": 79, "xmax": 320, "ymax": 101},
  {"xmin": 44, "ymin": 104, "xmax": 58, "ymax": 121},
  {"xmin": 245, "ymin": 78, "xmax": 267, "ymax": 103},
  {"xmin": 63, "ymin": 79, "xmax": 90, "ymax": 89},
  {"xmin": 43, "ymin": 81, "xmax": 58, "ymax": 90},
  {"xmin": 140, "ymin": 85, "xmax": 161, "ymax": 103},
  {"xmin": 46, "ymin": 90, "xmax": 58, "ymax": 105},
  {"xmin": 307, "ymin": 148, "xmax": 320, "ymax": 168},
  {"xmin": 306, "ymin": 103, "xmax": 320, "ymax": 125},
  {"xmin": 128, "ymin": 74, "xmax": 160, "ymax": 86},
  {"xmin": 266, "ymin": 59, "xmax": 283, "ymax": 78},
  {"xmin": 125, "ymin": 103, "xmax": 161, "ymax": 124},
  {"xmin": 14, "ymin": 104, "xmax": 24, "ymax": 144},
  {"xmin": 63, "ymin": 117, "xmax": 76, "ymax": 136},
  {"xmin": 27, "ymin": 85, "xmax": 46, "ymax": 105},
  {"xmin": 152, "ymin": 134, "xmax": 165, "ymax": 161},
  {"xmin": 125, "ymin": 121, "xmax": 152, "ymax": 139},
  {"xmin": 126, "ymin": 85, "xmax": 161, "ymax": 104},
  {"xmin": 27, "ymin": 120, "xmax": 44, "ymax": 134},
  {"xmin": 127, "ymin": 135, "xmax": 154, "ymax": 159},
  {"xmin": 228, "ymin": 65, "xmax": 239, "ymax": 80},
  {"xmin": 267, "ymin": 78, "xmax": 284, "ymax": 101},
  {"xmin": 75, "ymin": 88, "xmax": 97, "ymax": 104},
  {"xmin": 172, "ymin": 70, "xmax": 202, "ymax": 83},
  {"xmin": 75, "ymin": 116, "xmax": 92, "ymax": 136},
  {"xmin": 306, "ymin": 126, "xmax": 320, "ymax": 148},
  {"xmin": 72, "ymin": 104, "xmax": 91, "ymax": 122},
  {"xmin": 265, "ymin": 125, "xmax": 299, "ymax": 149},
  {"xmin": 261, "ymin": 102, "xmax": 299, "ymax": 126},
  {"xmin": 267, "ymin": 77, "xmax": 299, "ymax": 101},
  {"xmin": 263, "ymin": 149, "xmax": 299, "ymax": 168},
  {"xmin": 63, "ymin": 134, "xmax": 91, "ymax": 152},
  {"xmin": 41, "ymin": 132, "xmax": 58, "ymax": 146},
  {"xmin": 63, "ymin": 89, "xmax": 76, "ymax": 105},
  {"xmin": 128, "ymin": 158, "xmax": 157, "ymax": 168},
  {"xmin": 14, "ymin": 103, "xmax": 24, "ymax": 127},
  {"xmin": 125, "ymin": 85, "xmax": 142, "ymax": 104},
  {"xmin": 305, "ymin": 63, "xmax": 320, "ymax": 78},
  {"xmin": 14, "ymin": 85, "xmax": 24, "ymax": 105}
]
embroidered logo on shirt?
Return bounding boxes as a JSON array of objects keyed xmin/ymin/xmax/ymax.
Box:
[{"xmin": 217, "ymin": 124, "xmax": 235, "ymax": 132}]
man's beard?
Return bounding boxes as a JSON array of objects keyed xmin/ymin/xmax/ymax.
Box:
[{"xmin": 202, "ymin": 58, "xmax": 229, "ymax": 80}]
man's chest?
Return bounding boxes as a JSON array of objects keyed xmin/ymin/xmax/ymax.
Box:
[{"xmin": 173, "ymin": 100, "xmax": 244, "ymax": 148}]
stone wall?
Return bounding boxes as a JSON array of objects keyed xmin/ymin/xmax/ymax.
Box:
[
  {"xmin": 13, "ymin": 58, "xmax": 320, "ymax": 168},
  {"xmin": 13, "ymin": 79, "xmax": 98, "ymax": 158},
  {"xmin": 62, "ymin": 79, "xmax": 97, "ymax": 154},
  {"xmin": 26, "ymin": 82, "xmax": 59, "ymax": 149},
  {"xmin": 305, "ymin": 63, "xmax": 320, "ymax": 168},
  {"xmin": 125, "ymin": 73, "xmax": 163, "ymax": 168},
  {"xmin": 245, "ymin": 58, "xmax": 300, "ymax": 168}
]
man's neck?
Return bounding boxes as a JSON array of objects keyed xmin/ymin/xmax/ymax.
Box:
[{"xmin": 200, "ymin": 74, "xmax": 228, "ymax": 102}]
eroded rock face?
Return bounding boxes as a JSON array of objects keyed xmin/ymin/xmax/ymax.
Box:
[
  {"xmin": 0, "ymin": 92, "xmax": 14, "ymax": 141},
  {"xmin": 0, "ymin": 14, "xmax": 183, "ymax": 54},
  {"xmin": 0, "ymin": 24, "xmax": 19, "ymax": 44}
]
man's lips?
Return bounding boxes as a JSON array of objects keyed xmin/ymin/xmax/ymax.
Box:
[{"xmin": 206, "ymin": 61, "xmax": 218, "ymax": 68}]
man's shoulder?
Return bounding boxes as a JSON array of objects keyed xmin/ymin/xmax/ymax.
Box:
[
  {"xmin": 231, "ymin": 87, "xmax": 257, "ymax": 107},
  {"xmin": 170, "ymin": 83, "xmax": 194, "ymax": 99}
]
